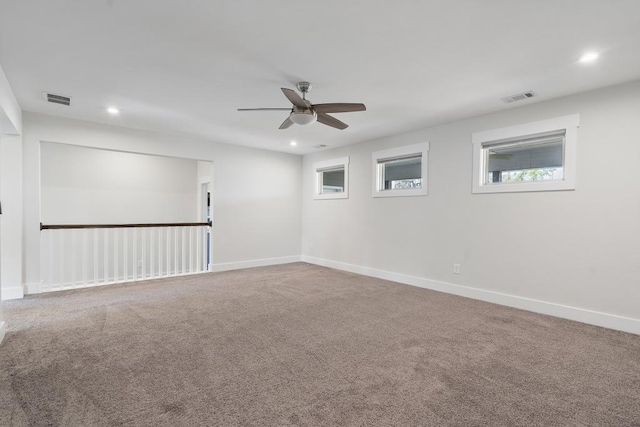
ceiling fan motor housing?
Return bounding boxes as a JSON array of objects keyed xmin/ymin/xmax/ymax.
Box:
[{"xmin": 296, "ymin": 81, "xmax": 312, "ymax": 96}]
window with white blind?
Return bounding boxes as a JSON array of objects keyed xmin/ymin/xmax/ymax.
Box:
[
  {"xmin": 472, "ymin": 114, "xmax": 579, "ymax": 193},
  {"xmin": 372, "ymin": 143, "xmax": 429, "ymax": 197},
  {"xmin": 313, "ymin": 157, "xmax": 349, "ymax": 199}
]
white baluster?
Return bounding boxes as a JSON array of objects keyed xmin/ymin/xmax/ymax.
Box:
[
  {"xmin": 71, "ymin": 230, "xmax": 77, "ymax": 288},
  {"xmin": 49, "ymin": 231, "xmax": 54, "ymax": 291},
  {"xmin": 133, "ymin": 228, "xmax": 138, "ymax": 281},
  {"xmin": 59, "ymin": 230, "xmax": 65, "ymax": 290},
  {"xmin": 104, "ymin": 228, "xmax": 109, "ymax": 284},
  {"xmin": 187, "ymin": 227, "xmax": 193, "ymax": 273},
  {"xmin": 123, "ymin": 228, "xmax": 128, "ymax": 281},
  {"xmin": 196, "ymin": 227, "xmax": 201, "ymax": 272},
  {"xmin": 114, "ymin": 228, "xmax": 119, "ymax": 283},
  {"xmin": 150, "ymin": 228, "xmax": 155, "ymax": 279},
  {"xmin": 141, "ymin": 227, "xmax": 146, "ymax": 280},
  {"xmin": 181, "ymin": 227, "xmax": 186, "ymax": 275},
  {"xmin": 82, "ymin": 229, "xmax": 87, "ymax": 287},
  {"xmin": 174, "ymin": 227, "xmax": 178, "ymax": 276},
  {"xmin": 158, "ymin": 228, "xmax": 164, "ymax": 277},
  {"xmin": 167, "ymin": 227, "xmax": 171, "ymax": 276},
  {"xmin": 93, "ymin": 229, "xmax": 98, "ymax": 285}
]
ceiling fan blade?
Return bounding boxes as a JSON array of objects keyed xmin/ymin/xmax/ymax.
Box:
[
  {"xmin": 312, "ymin": 103, "xmax": 366, "ymax": 114},
  {"xmin": 316, "ymin": 113, "xmax": 348, "ymax": 130},
  {"xmin": 237, "ymin": 108, "xmax": 291, "ymax": 111},
  {"xmin": 281, "ymin": 88, "xmax": 307, "ymax": 108},
  {"xmin": 278, "ymin": 116, "xmax": 295, "ymax": 130}
]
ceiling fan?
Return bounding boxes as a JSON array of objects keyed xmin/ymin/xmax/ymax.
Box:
[{"xmin": 238, "ymin": 82, "xmax": 366, "ymax": 130}]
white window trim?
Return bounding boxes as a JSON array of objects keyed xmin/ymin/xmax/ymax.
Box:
[
  {"xmin": 372, "ymin": 142, "xmax": 429, "ymax": 198},
  {"xmin": 313, "ymin": 156, "xmax": 349, "ymax": 200},
  {"xmin": 471, "ymin": 114, "xmax": 579, "ymax": 194}
]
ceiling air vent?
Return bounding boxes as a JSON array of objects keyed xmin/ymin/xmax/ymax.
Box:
[
  {"xmin": 44, "ymin": 92, "xmax": 71, "ymax": 106},
  {"xmin": 501, "ymin": 91, "xmax": 534, "ymax": 104},
  {"xmin": 314, "ymin": 144, "xmax": 328, "ymax": 149}
]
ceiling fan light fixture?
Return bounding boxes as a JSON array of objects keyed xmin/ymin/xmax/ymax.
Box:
[{"xmin": 290, "ymin": 109, "xmax": 317, "ymax": 125}]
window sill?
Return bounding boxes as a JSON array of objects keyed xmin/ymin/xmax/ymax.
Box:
[
  {"xmin": 472, "ymin": 179, "xmax": 576, "ymax": 194},
  {"xmin": 372, "ymin": 188, "xmax": 428, "ymax": 198},
  {"xmin": 313, "ymin": 193, "xmax": 349, "ymax": 200}
]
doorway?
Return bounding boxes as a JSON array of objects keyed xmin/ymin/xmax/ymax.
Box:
[{"xmin": 201, "ymin": 181, "xmax": 211, "ymax": 270}]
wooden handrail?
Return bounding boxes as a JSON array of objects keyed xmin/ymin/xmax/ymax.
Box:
[{"xmin": 40, "ymin": 221, "xmax": 212, "ymax": 230}]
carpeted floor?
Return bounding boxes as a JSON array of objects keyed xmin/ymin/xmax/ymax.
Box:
[{"xmin": 0, "ymin": 263, "xmax": 639, "ymax": 426}]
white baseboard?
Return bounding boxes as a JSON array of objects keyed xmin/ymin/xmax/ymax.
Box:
[
  {"xmin": 302, "ymin": 255, "xmax": 640, "ymax": 336},
  {"xmin": 25, "ymin": 282, "xmax": 42, "ymax": 295},
  {"xmin": 211, "ymin": 255, "xmax": 301, "ymax": 273},
  {"xmin": 0, "ymin": 321, "xmax": 6, "ymax": 344},
  {"xmin": 1, "ymin": 286, "xmax": 24, "ymax": 300}
]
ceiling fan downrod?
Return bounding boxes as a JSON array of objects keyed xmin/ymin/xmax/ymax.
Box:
[{"xmin": 296, "ymin": 81, "xmax": 312, "ymax": 100}]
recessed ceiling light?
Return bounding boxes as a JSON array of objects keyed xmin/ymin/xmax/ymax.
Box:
[
  {"xmin": 107, "ymin": 107, "xmax": 120, "ymax": 115},
  {"xmin": 579, "ymin": 52, "xmax": 599, "ymax": 64},
  {"xmin": 290, "ymin": 141, "xmax": 297, "ymax": 147}
]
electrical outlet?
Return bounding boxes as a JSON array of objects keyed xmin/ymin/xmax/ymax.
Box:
[{"xmin": 453, "ymin": 264, "xmax": 461, "ymax": 274}]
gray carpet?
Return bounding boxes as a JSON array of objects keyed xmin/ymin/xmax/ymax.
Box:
[{"xmin": 0, "ymin": 263, "xmax": 639, "ymax": 426}]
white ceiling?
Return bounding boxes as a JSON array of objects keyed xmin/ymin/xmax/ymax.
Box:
[{"xmin": 1, "ymin": 1, "xmax": 639, "ymax": 154}]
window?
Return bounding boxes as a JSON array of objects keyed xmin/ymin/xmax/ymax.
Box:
[
  {"xmin": 313, "ymin": 157, "xmax": 349, "ymax": 199},
  {"xmin": 472, "ymin": 114, "xmax": 579, "ymax": 194},
  {"xmin": 372, "ymin": 143, "xmax": 429, "ymax": 197},
  {"xmin": 484, "ymin": 130, "xmax": 565, "ymax": 184}
]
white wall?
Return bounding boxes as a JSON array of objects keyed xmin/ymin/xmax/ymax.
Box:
[
  {"xmin": 0, "ymin": 138, "xmax": 4, "ymax": 340},
  {"xmin": 197, "ymin": 160, "xmax": 213, "ymax": 183},
  {"xmin": 0, "ymin": 65, "xmax": 21, "ymax": 135},
  {"xmin": 40, "ymin": 143, "xmax": 199, "ymax": 224},
  {"xmin": 1, "ymin": 135, "xmax": 23, "ymax": 300},
  {"xmin": 302, "ymin": 80, "xmax": 640, "ymax": 334},
  {"xmin": 23, "ymin": 113, "xmax": 302, "ymax": 293},
  {"xmin": 0, "ymin": 64, "xmax": 23, "ymax": 341}
]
